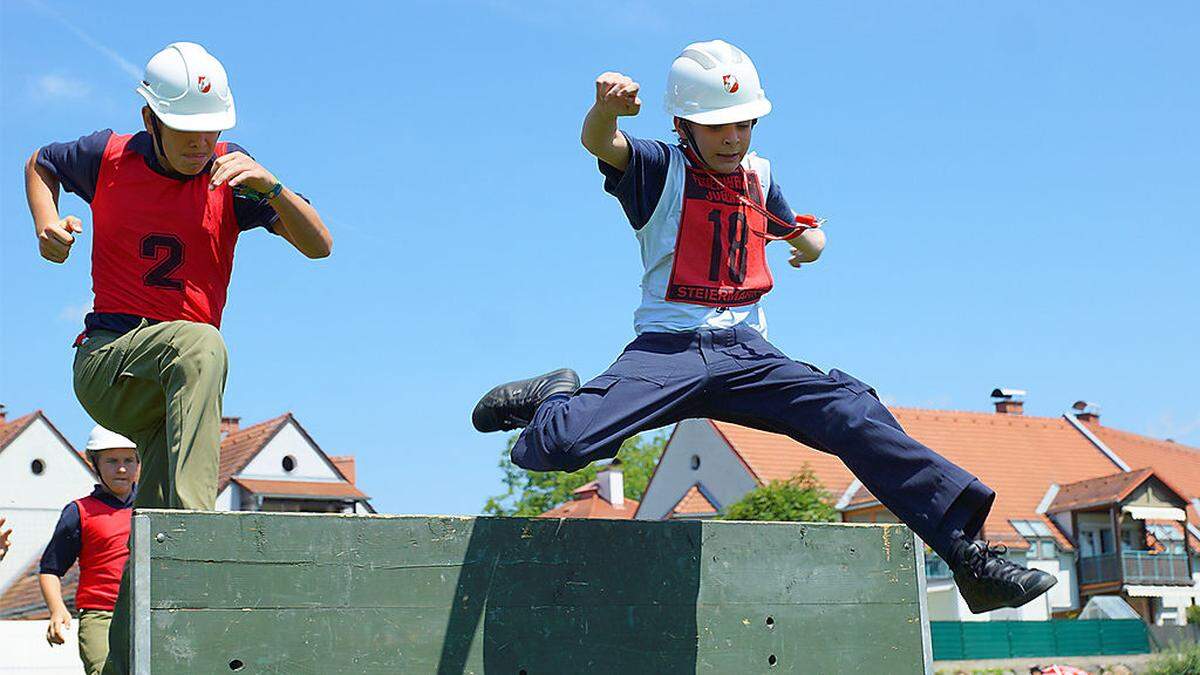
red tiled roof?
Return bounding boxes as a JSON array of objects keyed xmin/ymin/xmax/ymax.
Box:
[
  {"xmin": 1047, "ymin": 468, "xmax": 1164, "ymax": 513},
  {"xmin": 1091, "ymin": 426, "xmax": 1200, "ymax": 529},
  {"xmin": 712, "ymin": 408, "xmax": 1129, "ymax": 549},
  {"xmin": 573, "ymin": 481, "xmax": 599, "ymax": 495},
  {"xmin": 671, "ymin": 485, "xmax": 719, "ymax": 517},
  {"xmin": 538, "ymin": 484, "xmax": 639, "ymax": 520},
  {"xmin": 330, "ymin": 455, "xmax": 356, "ymax": 484},
  {"xmin": 0, "ymin": 412, "xmax": 39, "ymax": 451},
  {"xmin": 710, "ymin": 420, "xmax": 856, "ymax": 496},
  {"xmin": 232, "ymin": 478, "xmax": 368, "ymax": 500},
  {"xmin": 218, "ymin": 414, "xmax": 291, "ymax": 490},
  {"xmin": 845, "ymin": 482, "xmax": 876, "ymax": 507},
  {"xmin": 0, "ymin": 560, "xmax": 80, "ymax": 620}
]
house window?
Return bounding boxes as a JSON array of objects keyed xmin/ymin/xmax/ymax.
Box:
[
  {"xmin": 690, "ymin": 455, "xmax": 701, "ymax": 470},
  {"xmin": 30, "ymin": 459, "xmax": 45, "ymax": 475},
  {"xmin": 1080, "ymin": 530, "xmax": 1106, "ymax": 558},
  {"xmin": 282, "ymin": 455, "xmax": 297, "ymax": 473},
  {"xmin": 1099, "ymin": 529, "xmax": 1114, "ymax": 554},
  {"xmin": 1122, "ymin": 527, "xmax": 1141, "ymax": 550},
  {"xmin": 1040, "ymin": 540, "xmax": 1057, "ymax": 560}
]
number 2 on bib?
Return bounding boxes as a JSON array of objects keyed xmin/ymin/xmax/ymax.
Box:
[{"xmin": 141, "ymin": 233, "xmax": 185, "ymax": 291}]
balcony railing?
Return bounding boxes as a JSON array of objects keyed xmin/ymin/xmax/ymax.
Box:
[{"xmin": 1079, "ymin": 551, "xmax": 1192, "ymax": 586}]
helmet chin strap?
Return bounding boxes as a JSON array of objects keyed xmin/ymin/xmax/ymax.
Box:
[
  {"xmin": 673, "ymin": 116, "xmax": 817, "ymax": 242},
  {"xmin": 148, "ymin": 115, "xmax": 192, "ymax": 180},
  {"xmin": 674, "ymin": 117, "xmax": 713, "ymax": 170},
  {"xmin": 89, "ymin": 451, "xmax": 116, "ymax": 495}
]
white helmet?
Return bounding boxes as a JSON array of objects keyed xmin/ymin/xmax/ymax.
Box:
[
  {"xmin": 86, "ymin": 426, "xmax": 136, "ymax": 453},
  {"xmin": 136, "ymin": 42, "xmax": 235, "ymax": 132},
  {"xmin": 665, "ymin": 40, "xmax": 771, "ymax": 125}
]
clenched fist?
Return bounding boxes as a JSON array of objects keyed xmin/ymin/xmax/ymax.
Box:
[
  {"xmin": 594, "ymin": 72, "xmax": 641, "ymax": 117},
  {"xmin": 38, "ymin": 216, "xmax": 82, "ymax": 264}
]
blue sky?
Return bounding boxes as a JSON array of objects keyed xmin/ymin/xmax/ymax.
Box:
[{"xmin": 2, "ymin": 1, "xmax": 1197, "ymax": 515}]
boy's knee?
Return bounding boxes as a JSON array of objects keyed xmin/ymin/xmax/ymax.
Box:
[
  {"xmin": 167, "ymin": 322, "xmax": 228, "ymax": 369},
  {"xmin": 819, "ymin": 374, "xmax": 891, "ymax": 444}
]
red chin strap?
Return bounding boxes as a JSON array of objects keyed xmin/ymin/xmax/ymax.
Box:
[{"xmin": 674, "ymin": 117, "xmax": 822, "ymax": 241}]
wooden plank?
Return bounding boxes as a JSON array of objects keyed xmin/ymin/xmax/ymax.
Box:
[{"xmin": 133, "ymin": 511, "xmax": 928, "ymax": 674}]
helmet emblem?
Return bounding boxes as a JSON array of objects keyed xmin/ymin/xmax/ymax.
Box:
[
  {"xmin": 197, "ymin": 75, "xmax": 212, "ymax": 94},
  {"xmin": 722, "ymin": 74, "xmax": 739, "ymax": 94}
]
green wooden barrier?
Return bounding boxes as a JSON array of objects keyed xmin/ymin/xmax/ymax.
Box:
[
  {"xmin": 930, "ymin": 619, "xmax": 1150, "ymax": 661},
  {"xmin": 127, "ymin": 511, "xmax": 932, "ymax": 674}
]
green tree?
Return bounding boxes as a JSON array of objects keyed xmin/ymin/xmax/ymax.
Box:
[
  {"xmin": 483, "ymin": 431, "xmax": 668, "ymax": 516},
  {"xmin": 720, "ymin": 466, "xmax": 838, "ymax": 522}
]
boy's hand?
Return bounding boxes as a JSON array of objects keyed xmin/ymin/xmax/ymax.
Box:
[
  {"xmin": 0, "ymin": 517, "xmax": 10, "ymax": 560},
  {"xmin": 594, "ymin": 72, "xmax": 641, "ymax": 117},
  {"xmin": 46, "ymin": 609, "xmax": 71, "ymax": 646},
  {"xmin": 38, "ymin": 216, "xmax": 82, "ymax": 263},
  {"xmin": 787, "ymin": 227, "xmax": 826, "ymax": 268},
  {"xmin": 209, "ymin": 152, "xmax": 279, "ymax": 194}
]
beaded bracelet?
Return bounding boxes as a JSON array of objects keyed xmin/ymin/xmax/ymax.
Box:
[{"xmin": 235, "ymin": 182, "xmax": 283, "ymax": 201}]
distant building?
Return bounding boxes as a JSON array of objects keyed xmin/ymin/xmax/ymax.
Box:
[
  {"xmin": 538, "ymin": 461, "xmax": 638, "ymax": 520},
  {"xmin": 637, "ymin": 390, "xmax": 1200, "ymax": 626},
  {"xmin": 0, "ymin": 409, "xmax": 371, "ymax": 623}
]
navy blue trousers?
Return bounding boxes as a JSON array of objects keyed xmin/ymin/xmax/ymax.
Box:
[{"xmin": 511, "ymin": 324, "xmax": 994, "ymax": 559}]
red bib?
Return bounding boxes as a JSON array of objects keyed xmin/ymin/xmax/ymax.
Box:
[
  {"xmin": 74, "ymin": 495, "xmax": 132, "ymax": 611},
  {"xmin": 90, "ymin": 133, "xmax": 239, "ymax": 327},
  {"xmin": 666, "ymin": 165, "xmax": 773, "ymax": 307}
]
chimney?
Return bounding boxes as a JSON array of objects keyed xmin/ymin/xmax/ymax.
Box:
[
  {"xmin": 0, "ymin": 404, "xmax": 7, "ymax": 424},
  {"xmin": 220, "ymin": 416, "xmax": 241, "ymax": 437},
  {"xmin": 991, "ymin": 388, "xmax": 1026, "ymax": 415},
  {"xmin": 1071, "ymin": 400, "xmax": 1101, "ymax": 426},
  {"xmin": 331, "ymin": 455, "xmax": 357, "ymax": 484},
  {"xmin": 596, "ymin": 459, "xmax": 625, "ymax": 508}
]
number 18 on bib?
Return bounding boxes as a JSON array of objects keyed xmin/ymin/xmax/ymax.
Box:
[{"xmin": 667, "ymin": 167, "xmax": 773, "ymax": 308}]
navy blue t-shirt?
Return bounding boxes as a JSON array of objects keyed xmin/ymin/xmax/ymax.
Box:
[
  {"xmin": 37, "ymin": 130, "xmax": 282, "ymax": 231},
  {"xmin": 597, "ymin": 133, "xmax": 796, "ymax": 235},
  {"xmin": 39, "ymin": 485, "xmax": 135, "ymax": 577},
  {"xmin": 37, "ymin": 130, "xmax": 294, "ymax": 335}
]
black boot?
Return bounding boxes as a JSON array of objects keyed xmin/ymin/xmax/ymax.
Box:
[
  {"xmin": 949, "ymin": 539, "xmax": 1057, "ymax": 614},
  {"xmin": 471, "ymin": 368, "xmax": 580, "ymax": 433}
]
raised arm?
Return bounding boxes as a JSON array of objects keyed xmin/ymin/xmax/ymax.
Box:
[{"xmin": 581, "ymin": 72, "xmax": 642, "ymax": 172}]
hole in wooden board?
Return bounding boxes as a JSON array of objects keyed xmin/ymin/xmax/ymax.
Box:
[
  {"xmin": 229, "ymin": 659, "xmax": 244, "ymax": 671},
  {"xmin": 768, "ymin": 654, "xmax": 778, "ymax": 667}
]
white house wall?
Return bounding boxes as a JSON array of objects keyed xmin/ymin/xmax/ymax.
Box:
[
  {"xmin": 1045, "ymin": 551, "xmax": 1079, "ymax": 612},
  {"xmin": 0, "ymin": 619, "xmax": 82, "ymax": 674},
  {"xmin": 237, "ymin": 421, "xmax": 342, "ymax": 482},
  {"xmin": 925, "ymin": 582, "xmax": 961, "ymax": 621},
  {"xmin": 214, "ymin": 484, "xmax": 235, "ymax": 511},
  {"xmin": 637, "ymin": 419, "xmax": 759, "ymax": 520},
  {"xmin": 0, "ymin": 418, "xmax": 94, "ymax": 592}
]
